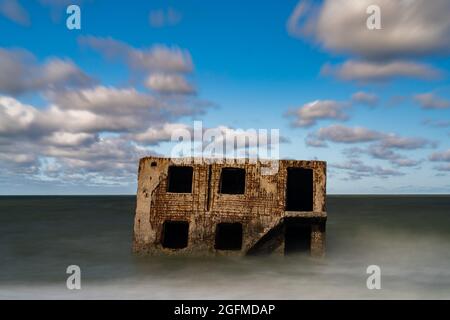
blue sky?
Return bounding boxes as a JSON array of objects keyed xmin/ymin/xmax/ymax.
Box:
[{"xmin": 0, "ymin": 0, "xmax": 450, "ymax": 194}]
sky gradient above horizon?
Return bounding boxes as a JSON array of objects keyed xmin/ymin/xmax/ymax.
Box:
[{"xmin": 1, "ymin": 0, "xmax": 450, "ymax": 194}]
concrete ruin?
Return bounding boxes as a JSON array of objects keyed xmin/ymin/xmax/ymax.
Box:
[{"xmin": 133, "ymin": 157, "xmax": 327, "ymax": 257}]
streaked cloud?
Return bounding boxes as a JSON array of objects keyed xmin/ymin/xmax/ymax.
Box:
[
  {"xmin": 149, "ymin": 7, "xmax": 182, "ymax": 28},
  {"xmin": 321, "ymin": 60, "xmax": 441, "ymax": 82},
  {"xmin": 343, "ymin": 145, "xmax": 422, "ymax": 168},
  {"xmin": 145, "ymin": 73, "xmax": 196, "ymax": 95},
  {"xmin": 288, "ymin": 0, "xmax": 449, "ymax": 82},
  {"xmin": 309, "ymin": 124, "xmax": 435, "ymax": 147},
  {"xmin": 46, "ymin": 86, "xmax": 158, "ymax": 114},
  {"xmin": 351, "ymin": 91, "xmax": 379, "ymax": 107},
  {"xmin": 314, "ymin": 124, "xmax": 383, "ymax": 143},
  {"xmin": 0, "ymin": 0, "xmax": 29, "ymax": 26},
  {"xmin": 380, "ymin": 135, "xmax": 435, "ymax": 150},
  {"xmin": 306, "ymin": 124, "xmax": 434, "ymax": 169},
  {"xmin": 366, "ymin": 145, "xmax": 421, "ymax": 167},
  {"xmin": 286, "ymin": 100, "xmax": 349, "ymax": 128},
  {"xmin": 133, "ymin": 123, "xmax": 191, "ymax": 145},
  {"xmin": 305, "ymin": 134, "xmax": 328, "ymax": 148},
  {"xmin": 287, "ymin": 0, "xmax": 450, "ymax": 60},
  {"xmin": 434, "ymin": 164, "xmax": 450, "ymax": 172},
  {"xmin": 0, "ymin": 92, "xmax": 203, "ymax": 184},
  {"xmin": 414, "ymin": 93, "xmax": 450, "ymax": 110},
  {"xmin": 79, "ymin": 36, "xmax": 193, "ymax": 74},
  {"xmin": 0, "ymin": 48, "xmax": 93, "ymax": 96},
  {"xmin": 422, "ymin": 119, "xmax": 450, "ymax": 128},
  {"xmin": 0, "ymin": 36, "xmax": 211, "ymax": 186},
  {"xmin": 430, "ymin": 149, "xmax": 450, "ymax": 162},
  {"xmin": 332, "ymin": 159, "xmax": 404, "ymax": 180}
]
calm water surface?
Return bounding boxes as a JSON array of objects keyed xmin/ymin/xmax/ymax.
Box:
[{"xmin": 1, "ymin": 195, "xmax": 449, "ymax": 299}]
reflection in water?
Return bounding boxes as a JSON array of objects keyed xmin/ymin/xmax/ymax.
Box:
[{"xmin": 1, "ymin": 195, "xmax": 450, "ymax": 299}]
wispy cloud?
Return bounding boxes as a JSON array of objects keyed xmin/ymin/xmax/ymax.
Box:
[
  {"xmin": 79, "ymin": 36, "xmax": 193, "ymax": 73},
  {"xmin": 312, "ymin": 125, "xmax": 383, "ymax": 143},
  {"xmin": 308, "ymin": 124, "xmax": 435, "ymax": 148},
  {"xmin": 430, "ymin": 149, "xmax": 450, "ymax": 162},
  {"xmin": 145, "ymin": 73, "xmax": 196, "ymax": 95},
  {"xmin": 286, "ymin": 100, "xmax": 349, "ymax": 128},
  {"xmin": 321, "ymin": 60, "xmax": 441, "ymax": 82},
  {"xmin": 0, "ymin": 0, "xmax": 30, "ymax": 26},
  {"xmin": 149, "ymin": 7, "xmax": 182, "ymax": 28},
  {"xmin": 414, "ymin": 93, "xmax": 450, "ymax": 110},
  {"xmin": 351, "ymin": 91, "xmax": 379, "ymax": 107},
  {"xmin": 0, "ymin": 48, "xmax": 93, "ymax": 96},
  {"xmin": 331, "ymin": 159, "xmax": 404, "ymax": 180}
]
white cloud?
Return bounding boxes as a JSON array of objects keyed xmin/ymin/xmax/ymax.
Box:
[
  {"xmin": 0, "ymin": 96, "xmax": 38, "ymax": 136},
  {"xmin": 47, "ymin": 86, "xmax": 157, "ymax": 114},
  {"xmin": 0, "ymin": 96, "xmax": 164, "ymax": 184},
  {"xmin": 133, "ymin": 123, "xmax": 191, "ymax": 145},
  {"xmin": 430, "ymin": 150, "xmax": 450, "ymax": 162},
  {"xmin": 315, "ymin": 125, "xmax": 383, "ymax": 143},
  {"xmin": 321, "ymin": 60, "xmax": 441, "ymax": 82},
  {"xmin": 288, "ymin": 1, "xmax": 449, "ymax": 82},
  {"xmin": 305, "ymin": 134, "xmax": 328, "ymax": 148},
  {"xmin": 79, "ymin": 36, "xmax": 193, "ymax": 74},
  {"xmin": 380, "ymin": 135, "xmax": 435, "ymax": 150},
  {"xmin": 145, "ymin": 73, "xmax": 195, "ymax": 94},
  {"xmin": 0, "ymin": 38, "xmax": 214, "ymax": 188},
  {"xmin": 0, "ymin": 48, "xmax": 93, "ymax": 95},
  {"xmin": 391, "ymin": 158, "xmax": 421, "ymax": 167},
  {"xmin": 286, "ymin": 100, "xmax": 349, "ymax": 127},
  {"xmin": 288, "ymin": 0, "xmax": 450, "ymax": 59},
  {"xmin": 366, "ymin": 145, "xmax": 421, "ymax": 167},
  {"xmin": 342, "ymin": 145, "xmax": 422, "ymax": 168},
  {"xmin": 42, "ymin": 132, "xmax": 98, "ymax": 147},
  {"xmin": 414, "ymin": 93, "xmax": 450, "ymax": 110},
  {"xmin": 332, "ymin": 159, "xmax": 404, "ymax": 180},
  {"xmin": 307, "ymin": 124, "xmax": 435, "ymax": 158},
  {"xmin": 0, "ymin": 86, "xmax": 211, "ymax": 185},
  {"xmin": 351, "ymin": 91, "xmax": 379, "ymax": 107}
]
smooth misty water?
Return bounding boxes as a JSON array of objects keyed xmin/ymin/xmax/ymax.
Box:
[{"xmin": 1, "ymin": 196, "xmax": 450, "ymax": 299}]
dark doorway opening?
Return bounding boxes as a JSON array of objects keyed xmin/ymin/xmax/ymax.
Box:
[
  {"xmin": 285, "ymin": 168, "xmax": 313, "ymax": 211},
  {"xmin": 215, "ymin": 222, "xmax": 243, "ymax": 250},
  {"xmin": 167, "ymin": 166, "xmax": 193, "ymax": 193},
  {"xmin": 284, "ymin": 218, "xmax": 311, "ymax": 255},
  {"xmin": 161, "ymin": 221, "xmax": 189, "ymax": 249},
  {"xmin": 219, "ymin": 168, "xmax": 245, "ymax": 194}
]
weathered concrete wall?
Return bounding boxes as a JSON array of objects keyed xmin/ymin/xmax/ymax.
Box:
[{"xmin": 133, "ymin": 157, "xmax": 327, "ymax": 257}]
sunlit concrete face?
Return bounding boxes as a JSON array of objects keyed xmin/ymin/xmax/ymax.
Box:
[{"xmin": 133, "ymin": 157, "xmax": 327, "ymax": 257}]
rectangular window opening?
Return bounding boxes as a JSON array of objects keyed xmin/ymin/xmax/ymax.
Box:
[
  {"xmin": 219, "ymin": 168, "xmax": 245, "ymax": 194},
  {"xmin": 285, "ymin": 167, "xmax": 313, "ymax": 211},
  {"xmin": 284, "ymin": 218, "xmax": 311, "ymax": 255},
  {"xmin": 167, "ymin": 166, "xmax": 193, "ymax": 193},
  {"xmin": 161, "ymin": 221, "xmax": 189, "ymax": 249},
  {"xmin": 215, "ymin": 222, "xmax": 243, "ymax": 250}
]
